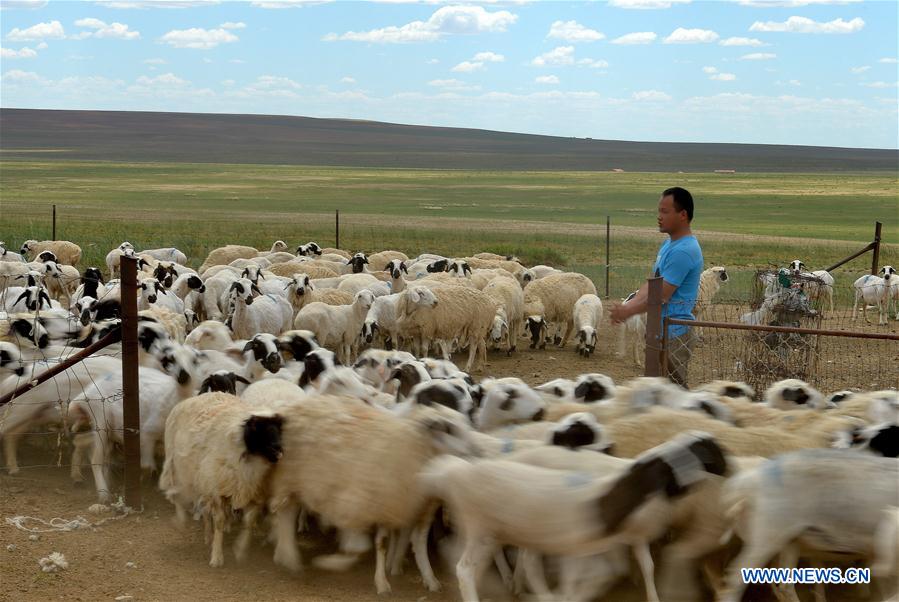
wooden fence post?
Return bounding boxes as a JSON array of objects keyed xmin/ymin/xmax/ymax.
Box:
[
  {"xmin": 52, "ymin": 205, "xmax": 57, "ymax": 240},
  {"xmin": 335, "ymin": 210, "xmax": 340, "ymax": 249},
  {"xmin": 644, "ymin": 276, "xmax": 664, "ymax": 377},
  {"xmin": 604, "ymin": 215, "xmax": 610, "ymax": 299},
  {"xmin": 871, "ymin": 221, "xmax": 882, "ymax": 275},
  {"xmin": 120, "ymin": 255, "xmax": 142, "ymax": 509}
]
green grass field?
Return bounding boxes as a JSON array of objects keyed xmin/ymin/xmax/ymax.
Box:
[{"xmin": 2, "ymin": 160, "xmax": 896, "ymax": 300}]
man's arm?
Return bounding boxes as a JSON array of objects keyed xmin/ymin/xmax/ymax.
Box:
[{"xmin": 609, "ymin": 279, "xmax": 679, "ymax": 324}]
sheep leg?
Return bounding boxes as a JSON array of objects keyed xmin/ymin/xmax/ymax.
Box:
[
  {"xmin": 2, "ymin": 424, "xmax": 25, "ymax": 475},
  {"xmin": 457, "ymin": 536, "xmax": 497, "ymax": 602},
  {"xmin": 210, "ymin": 498, "xmax": 226, "ymax": 568},
  {"xmin": 234, "ymin": 504, "xmax": 260, "ymax": 563},
  {"xmin": 493, "ymin": 549, "xmax": 514, "ymax": 590},
  {"xmin": 559, "ymin": 320, "xmax": 573, "ymax": 347},
  {"xmin": 374, "ymin": 525, "xmax": 392, "ymax": 594},
  {"xmin": 88, "ymin": 430, "xmax": 112, "ymax": 503},
  {"xmin": 464, "ymin": 338, "xmax": 478, "ymax": 373},
  {"xmin": 720, "ymin": 535, "xmax": 793, "ymax": 602},
  {"xmin": 771, "ymin": 543, "xmax": 802, "ymax": 602},
  {"xmin": 851, "ymin": 292, "xmax": 860, "ymax": 321},
  {"xmin": 272, "ymin": 500, "xmax": 302, "ymax": 572},
  {"xmin": 389, "ymin": 528, "xmax": 410, "ymax": 576},
  {"xmin": 633, "ymin": 542, "xmax": 660, "ymax": 602},
  {"xmin": 521, "ymin": 550, "xmax": 553, "ymax": 599},
  {"xmin": 69, "ymin": 431, "xmax": 93, "ymax": 484},
  {"xmin": 411, "ymin": 505, "xmax": 441, "ymax": 591}
]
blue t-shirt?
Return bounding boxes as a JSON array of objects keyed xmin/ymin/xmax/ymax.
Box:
[{"xmin": 652, "ymin": 235, "xmax": 703, "ymax": 339}]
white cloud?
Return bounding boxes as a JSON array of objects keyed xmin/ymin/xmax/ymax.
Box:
[
  {"xmin": 1, "ymin": 68, "xmax": 47, "ymax": 83},
  {"xmin": 702, "ymin": 66, "xmax": 718, "ymax": 74},
  {"xmin": 254, "ymin": 74, "xmax": 300, "ymax": 89},
  {"xmin": 159, "ymin": 27, "xmax": 238, "ymax": 49},
  {"xmin": 608, "ymin": 0, "xmax": 691, "ymax": 8},
  {"xmin": 221, "ymin": 78, "xmax": 235, "ymax": 86},
  {"xmin": 531, "ymin": 45, "xmax": 574, "ymax": 67},
  {"xmin": 340, "ymin": 76, "xmax": 355, "ymax": 83},
  {"xmin": 473, "ymin": 51, "xmax": 503, "ymax": 62},
  {"xmin": 750, "ymin": 16, "xmax": 864, "ymax": 34},
  {"xmin": 202, "ymin": 57, "xmax": 212, "ymax": 63},
  {"xmin": 610, "ymin": 31, "xmax": 656, "ymax": 44},
  {"xmin": 35, "ymin": 41, "xmax": 47, "ymax": 48},
  {"xmin": 250, "ymin": 0, "xmax": 330, "ymax": 7},
  {"xmin": 0, "ymin": 45, "xmax": 37, "ymax": 58},
  {"xmin": 738, "ymin": 0, "xmax": 860, "ymax": 6},
  {"xmin": 324, "ymin": 5, "xmax": 517, "ymax": 43},
  {"xmin": 879, "ymin": 57, "xmax": 898, "ymax": 64},
  {"xmin": 710, "ymin": 72, "xmax": 737, "ymax": 81},
  {"xmin": 547, "ymin": 20, "xmax": 604, "ymax": 42},
  {"xmin": 788, "ymin": 79, "xmax": 800, "ymax": 85},
  {"xmin": 228, "ymin": 58, "xmax": 246, "ymax": 64},
  {"xmin": 633, "ymin": 89, "xmax": 671, "ymax": 101},
  {"xmin": 451, "ymin": 60, "xmax": 484, "ymax": 72},
  {"xmin": 861, "ymin": 81, "xmax": 898, "ymax": 89},
  {"xmin": 143, "ymin": 57, "xmax": 166, "ymax": 64},
  {"xmin": 578, "ymin": 58, "xmax": 609, "ymax": 68},
  {"xmin": 220, "ymin": 21, "xmax": 246, "ymax": 30},
  {"xmin": 849, "ymin": 65, "xmax": 870, "ymax": 74},
  {"xmin": 427, "ymin": 78, "xmax": 480, "ymax": 91},
  {"xmin": 664, "ymin": 27, "xmax": 719, "ymax": 44},
  {"xmin": 426, "ymin": 58, "xmax": 439, "ymax": 64},
  {"xmin": 6, "ymin": 20, "xmax": 65, "ymax": 41},
  {"xmin": 0, "ymin": 1, "xmax": 49, "ymax": 9},
  {"xmin": 535, "ymin": 75, "xmax": 559, "ymax": 84},
  {"xmin": 73, "ymin": 18, "xmax": 141, "ymax": 39},
  {"xmin": 740, "ymin": 52, "xmax": 776, "ymax": 60},
  {"xmin": 95, "ymin": 1, "xmax": 222, "ymax": 8},
  {"xmin": 719, "ymin": 36, "xmax": 766, "ymax": 47},
  {"xmin": 136, "ymin": 72, "xmax": 188, "ymax": 86}
]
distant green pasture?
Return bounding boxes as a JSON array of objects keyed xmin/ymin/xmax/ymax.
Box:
[{"xmin": 2, "ymin": 160, "xmax": 896, "ymax": 299}]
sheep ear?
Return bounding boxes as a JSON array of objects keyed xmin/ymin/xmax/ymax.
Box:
[
  {"xmin": 499, "ymin": 394, "xmax": 515, "ymax": 412},
  {"xmin": 251, "ymin": 284, "xmax": 262, "ymax": 296},
  {"xmin": 409, "ymin": 288, "xmax": 421, "ymax": 303},
  {"xmin": 258, "ymin": 271, "xmax": 265, "ymax": 280},
  {"xmin": 40, "ymin": 290, "xmax": 51, "ymax": 307},
  {"xmin": 241, "ymin": 268, "xmax": 249, "ymax": 278},
  {"xmin": 346, "ymin": 258, "xmax": 353, "ymax": 265},
  {"xmin": 242, "ymin": 341, "xmax": 255, "ymax": 353},
  {"xmin": 13, "ymin": 290, "xmax": 29, "ymax": 308},
  {"xmin": 401, "ymin": 262, "xmax": 408, "ymax": 274},
  {"xmin": 234, "ymin": 374, "xmax": 251, "ymax": 385},
  {"xmin": 464, "ymin": 263, "xmax": 472, "ymax": 276}
]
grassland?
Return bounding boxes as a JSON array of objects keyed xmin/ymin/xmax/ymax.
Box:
[{"xmin": 2, "ymin": 160, "xmax": 896, "ymax": 300}]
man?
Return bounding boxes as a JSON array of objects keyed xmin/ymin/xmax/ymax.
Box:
[{"xmin": 610, "ymin": 187, "xmax": 703, "ymax": 387}]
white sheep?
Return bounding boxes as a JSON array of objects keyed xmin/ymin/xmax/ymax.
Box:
[
  {"xmin": 139, "ymin": 247, "xmax": 188, "ymax": 265},
  {"xmin": 789, "ymin": 260, "xmax": 835, "ymax": 314},
  {"xmin": 241, "ymin": 378, "xmax": 307, "ymax": 406},
  {"xmin": 361, "ymin": 292, "xmax": 407, "ymax": 350},
  {"xmin": 198, "ymin": 241, "xmax": 286, "ymax": 274},
  {"xmin": 337, "ymin": 273, "xmax": 380, "ymax": 296},
  {"xmin": 267, "ymin": 395, "xmax": 480, "ymax": 593},
  {"xmin": 853, "ymin": 269, "xmax": 893, "ymax": 325},
  {"xmin": 396, "ymin": 285, "xmax": 496, "ymax": 371},
  {"xmin": 475, "ymin": 378, "xmax": 546, "ymax": 431},
  {"xmin": 483, "ymin": 277, "xmax": 524, "ymax": 354},
  {"xmin": 420, "ymin": 431, "xmax": 729, "ymax": 602},
  {"xmin": 368, "ymin": 250, "xmax": 410, "ymax": 272},
  {"xmin": 184, "ymin": 319, "xmax": 233, "ymax": 351},
  {"xmin": 20, "ymin": 239, "xmax": 82, "ymax": 266},
  {"xmin": 67, "ymin": 361, "xmax": 196, "ymax": 501},
  {"xmin": 530, "ymin": 265, "xmax": 564, "ymax": 280},
  {"xmin": 158, "ymin": 392, "xmax": 284, "ymax": 567},
  {"xmin": 41, "ymin": 261, "xmax": 80, "ymax": 306},
  {"xmin": 294, "ymin": 289, "xmax": 375, "ymax": 364},
  {"xmin": 227, "ymin": 278, "xmax": 294, "ymax": 340},
  {"xmin": 0, "ymin": 242, "xmax": 26, "ymax": 264},
  {"xmin": 719, "ymin": 449, "xmax": 899, "ymax": 602},
  {"xmin": 468, "ymin": 268, "xmax": 516, "ymax": 290},
  {"xmin": 573, "ymin": 294, "xmax": 603, "ymax": 357},
  {"xmin": 764, "ymin": 378, "xmax": 826, "ymax": 410},
  {"xmin": 523, "ymin": 272, "xmax": 597, "ymax": 348},
  {"xmin": 617, "ymin": 291, "xmax": 646, "ymax": 367},
  {"xmin": 693, "ymin": 266, "xmax": 729, "ymax": 322}
]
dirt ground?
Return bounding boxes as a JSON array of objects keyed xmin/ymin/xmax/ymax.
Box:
[{"xmin": 1, "ymin": 320, "xmax": 895, "ymax": 601}]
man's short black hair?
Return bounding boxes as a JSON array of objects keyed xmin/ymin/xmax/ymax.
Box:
[{"xmin": 662, "ymin": 187, "xmax": 694, "ymax": 222}]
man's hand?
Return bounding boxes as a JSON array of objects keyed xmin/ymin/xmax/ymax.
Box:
[{"xmin": 609, "ymin": 301, "xmax": 631, "ymax": 325}]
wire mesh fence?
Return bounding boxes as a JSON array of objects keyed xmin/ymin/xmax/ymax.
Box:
[{"xmin": 661, "ymin": 268, "xmax": 899, "ymax": 394}]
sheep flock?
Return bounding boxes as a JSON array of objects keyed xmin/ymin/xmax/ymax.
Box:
[{"xmin": 1, "ymin": 238, "xmax": 897, "ymax": 602}]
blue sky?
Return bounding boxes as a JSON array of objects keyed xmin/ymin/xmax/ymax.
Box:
[{"xmin": 1, "ymin": 0, "xmax": 897, "ymax": 149}]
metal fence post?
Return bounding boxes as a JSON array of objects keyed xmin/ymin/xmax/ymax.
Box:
[
  {"xmin": 644, "ymin": 276, "xmax": 664, "ymax": 377},
  {"xmin": 120, "ymin": 255, "xmax": 142, "ymax": 509},
  {"xmin": 52, "ymin": 205, "xmax": 57, "ymax": 240},
  {"xmin": 604, "ymin": 215, "xmax": 610, "ymax": 299},
  {"xmin": 335, "ymin": 210, "xmax": 340, "ymax": 249},
  {"xmin": 871, "ymin": 221, "xmax": 882, "ymax": 275}
]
